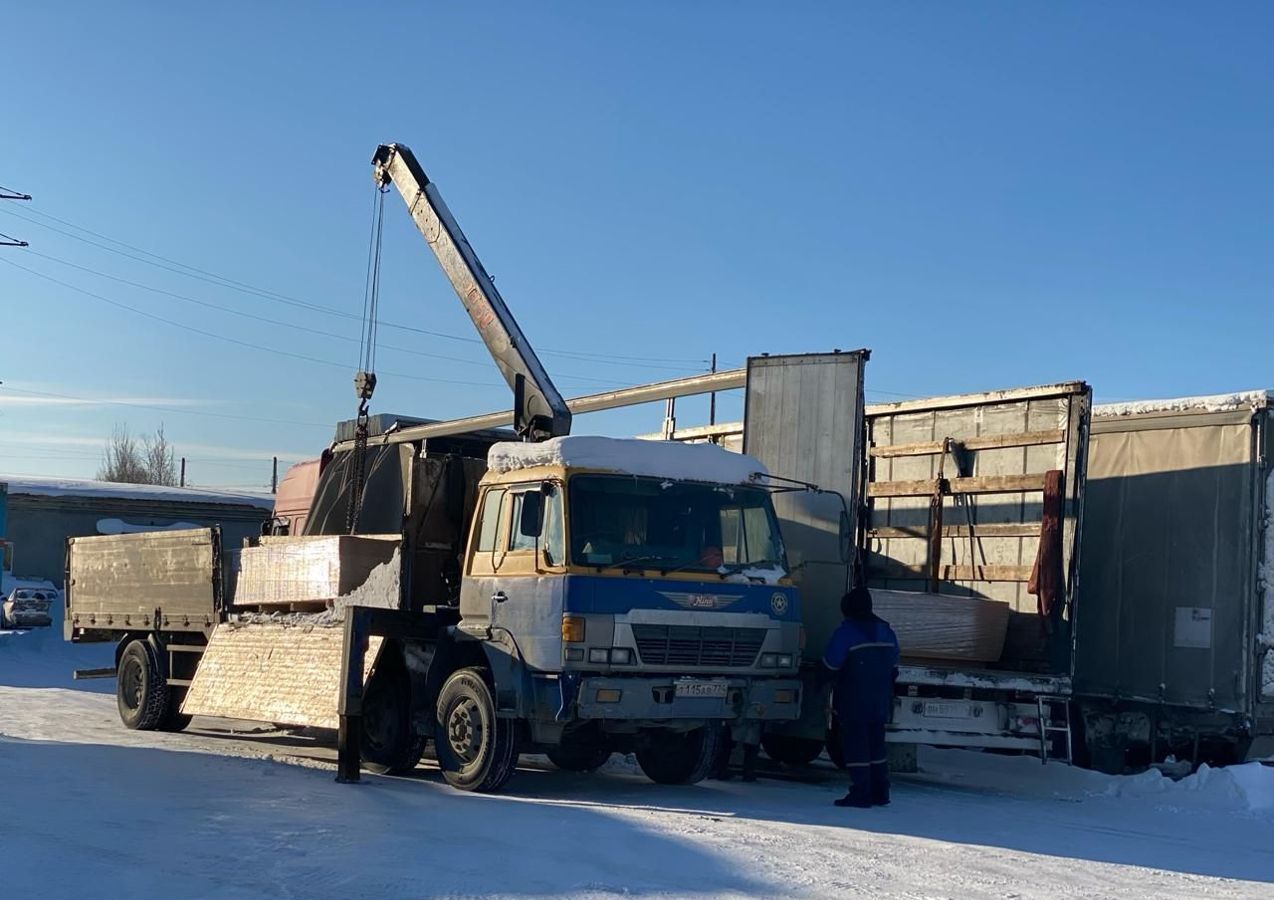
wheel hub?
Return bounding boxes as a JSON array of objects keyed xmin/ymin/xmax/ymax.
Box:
[
  {"xmin": 447, "ymin": 699, "xmax": 482, "ymax": 762},
  {"xmin": 122, "ymin": 657, "xmax": 143, "ymax": 710}
]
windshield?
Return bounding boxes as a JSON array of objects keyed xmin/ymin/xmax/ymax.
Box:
[{"xmin": 568, "ymin": 474, "xmax": 785, "ymax": 573}]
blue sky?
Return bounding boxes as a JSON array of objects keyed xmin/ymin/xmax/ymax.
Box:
[{"xmin": 2, "ymin": 3, "xmax": 1271, "ymax": 488}]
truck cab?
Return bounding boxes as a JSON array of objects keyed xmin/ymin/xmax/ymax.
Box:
[{"xmin": 450, "ymin": 435, "xmax": 803, "ymax": 784}]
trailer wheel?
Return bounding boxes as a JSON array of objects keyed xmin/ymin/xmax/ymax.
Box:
[
  {"xmin": 361, "ymin": 657, "xmax": 420, "ymax": 775},
  {"xmin": 117, "ymin": 639, "xmax": 169, "ymax": 731},
  {"xmin": 760, "ymin": 733, "xmax": 824, "ymax": 766},
  {"xmin": 435, "ymin": 668, "xmax": 518, "ymax": 792},
  {"xmin": 636, "ymin": 725, "xmax": 722, "ymax": 785},
  {"xmin": 546, "ymin": 744, "xmax": 612, "ymax": 773}
]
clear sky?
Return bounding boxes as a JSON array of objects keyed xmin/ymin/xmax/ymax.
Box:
[{"xmin": 2, "ymin": 3, "xmax": 1271, "ymax": 489}]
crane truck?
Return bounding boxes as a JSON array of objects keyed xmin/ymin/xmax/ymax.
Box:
[{"xmin": 64, "ymin": 144, "xmax": 803, "ymax": 792}]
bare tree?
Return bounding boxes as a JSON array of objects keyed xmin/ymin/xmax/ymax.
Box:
[{"xmin": 98, "ymin": 423, "xmax": 178, "ymax": 486}]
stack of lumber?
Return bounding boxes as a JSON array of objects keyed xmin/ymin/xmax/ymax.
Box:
[
  {"xmin": 873, "ymin": 589, "xmax": 1011, "ymax": 663},
  {"xmin": 232, "ymin": 534, "xmax": 400, "ymax": 607}
]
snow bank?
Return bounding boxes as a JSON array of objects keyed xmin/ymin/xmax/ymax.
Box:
[
  {"xmin": 0, "ymin": 571, "xmax": 60, "ymax": 598},
  {"xmin": 1104, "ymin": 762, "xmax": 1274, "ymax": 813},
  {"xmin": 0, "ymin": 600, "xmax": 113, "ymax": 691},
  {"xmin": 1095, "ymin": 390, "xmax": 1272, "ymax": 418},
  {"xmin": 1, "ymin": 473, "xmax": 275, "ymax": 509},
  {"xmin": 488, "ymin": 435, "xmax": 768, "ymax": 485},
  {"xmin": 918, "ymin": 747, "xmax": 1274, "ymax": 817}
]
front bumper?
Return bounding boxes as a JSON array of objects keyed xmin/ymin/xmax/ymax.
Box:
[{"xmin": 572, "ymin": 675, "xmax": 801, "ymax": 722}]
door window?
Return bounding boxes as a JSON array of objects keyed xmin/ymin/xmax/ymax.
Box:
[{"xmin": 475, "ymin": 488, "xmax": 506, "ymax": 553}]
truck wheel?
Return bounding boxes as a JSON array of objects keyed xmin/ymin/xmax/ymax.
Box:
[
  {"xmin": 761, "ymin": 733, "xmax": 824, "ymax": 766},
  {"xmin": 158, "ymin": 701, "xmax": 193, "ymax": 733},
  {"xmin": 361, "ymin": 657, "xmax": 420, "ymax": 775},
  {"xmin": 636, "ymin": 725, "xmax": 722, "ymax": 785},
  {"xmin": 117, "ymin": 639, "xmax": 169, "ymax": 731},
  {"xmin": 435, "ymin": 668, "xmax": 518, "ymax": 792},
  {"xmin": 546, "ymin": 744, "xmax": 612, "ymax": 773}
]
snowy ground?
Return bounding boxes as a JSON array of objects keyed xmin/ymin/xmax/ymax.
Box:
[{"xmin": 2, "ymin": 620, "xmax": 1272, "ymax": 899}]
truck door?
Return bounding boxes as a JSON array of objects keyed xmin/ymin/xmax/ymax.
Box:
[
  {"xmin": 462, "ymin": 483, "xmax": 566, "ymax": 671},
  {"xmin": 460, "ymin": 486, "xmax": 508, "ymax": 629}
]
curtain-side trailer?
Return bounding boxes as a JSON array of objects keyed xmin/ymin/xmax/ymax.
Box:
[{"xmin": 1073, "ymin": 391, "xmax": 1274, "ymax": 771}]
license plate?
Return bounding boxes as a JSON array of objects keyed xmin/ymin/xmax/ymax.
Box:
[
  {"xmin": 675, "ymin": 679, "xmax": 729, "ymax": 699},
  {"xmin": 923, "ymin": 701, "xmax": 974, "ymax": 720}
]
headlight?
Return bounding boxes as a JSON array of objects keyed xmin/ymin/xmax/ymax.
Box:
[
  {"xmin": 760, "ymin": 653, "xmax": 778, "ymax": 667},
  {"xmin": 588, "ymin": 648, "xmax": 610, "ymax": 664},
  {"xmin": 777, "ymin": 654, "xmax": 793, "ymax": 667},
  {"xmin": 611, "ymin": 648, "xmax": 634, "ymax": 665}
]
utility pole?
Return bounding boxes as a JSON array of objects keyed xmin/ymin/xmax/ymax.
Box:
[
  {"xmin": 179, "ymin": 457, "xmax": 186, "ymax": 487},
  {"xmin": 271, "ymin": 457, "xmax": 278, "ymax": 494},
  {"xmin": 0, "ymin": 185, "xmax": 31, "ymax": 248},
  {"xmin": 708, "ymin": 352, "xmax": 718, "ymax": 426}
]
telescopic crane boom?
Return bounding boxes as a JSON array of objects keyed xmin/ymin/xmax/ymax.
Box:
[{"xmin": 372, "ymin": 143, "xmax": 571, "ymax": 441}]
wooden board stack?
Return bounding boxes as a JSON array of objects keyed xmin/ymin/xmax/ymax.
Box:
[
  {"xmin": 873, "ymin": 589, "xmax": 1011, "ymax": 663},
  {"xmin": 232, "ymin": 534, "xmax": 400, "ymax": 608}
]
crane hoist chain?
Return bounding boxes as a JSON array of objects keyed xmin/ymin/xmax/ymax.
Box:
[{"xmin": 347, "ymin": 184, "xmax": 388, "ymax": 533}]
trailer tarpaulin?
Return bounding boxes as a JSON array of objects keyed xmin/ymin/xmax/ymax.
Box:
[{"xmin": 304, "ymin": 444, "xmax": 411, "ymax": 537}]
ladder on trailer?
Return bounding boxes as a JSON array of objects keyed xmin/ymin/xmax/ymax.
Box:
[{"xmin": 1037, "ymin": 695, "xmax": 1073, "ymax": 765}]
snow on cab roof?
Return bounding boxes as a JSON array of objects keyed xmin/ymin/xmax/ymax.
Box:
[
  {"xmin": 0, "ymin": 474, "xmax": 275, "ymax": 509},
  {"xmin": 486, "ymin": 436, "xmax": 767, "ymax": 485},
  {"xmin": 1094, "ymin": 390, "xmax": 1272, "ymax": 418}
]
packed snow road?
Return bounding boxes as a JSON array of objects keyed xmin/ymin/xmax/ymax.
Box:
[{"xmin": 2, "ymin": 625, "xmax": 1272, "ymax": 899}]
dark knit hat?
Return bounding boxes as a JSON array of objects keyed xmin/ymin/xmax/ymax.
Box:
[{"xmin": 841, "ymin": 584, "xmax": 873, "ymax": 620}]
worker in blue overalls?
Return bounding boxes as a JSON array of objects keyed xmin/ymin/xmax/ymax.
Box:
[{"xmin": 822, "ymin": 585, "xmax": 900, "ymax": 808}]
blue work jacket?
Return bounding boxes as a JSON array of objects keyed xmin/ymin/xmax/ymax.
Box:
[{"xmin": 822, "ymin": 615, "xmax": 900, "ymax": 723}]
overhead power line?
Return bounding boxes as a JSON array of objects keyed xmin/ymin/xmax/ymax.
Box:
[
  {"xmin": 0, "ymin": 256, "xmax": 510, "ymax": 390},
  {"xmin": 0, "ymin": 204, "xmax": 710, "ymax": 369},
  {"xmin": 18, "ymin": 248, "xmax": 634, "ymax": 387},
  {"xmin": 0, "ymin": 184, "xmax": 31, "ymax": 246}
]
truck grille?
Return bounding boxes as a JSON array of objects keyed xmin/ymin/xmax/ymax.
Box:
[{"xmin": 631, "ymin": 624, "xmax": 765, "ymax": 668}]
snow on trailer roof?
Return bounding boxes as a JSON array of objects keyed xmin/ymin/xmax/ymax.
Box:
[
  {"xmin": 0, "ymin": 474, "xmax": 276, "ymax": 509},
  {"xmin": 486, "ymin": 436, "xmax": 768, "ymax": 485},
  {"xmin": 1094, "ymin": 390, "xmax": 1272, "ymax": 418}
]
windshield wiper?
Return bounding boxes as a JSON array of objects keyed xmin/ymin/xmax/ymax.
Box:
[
  {"xmin": 718, "ymin": 560, "xmax": 784, "ymax": 582},
  {"xmin": 656, "ymin": 561, "xmax": 727, "ymax": 580},
  {"xmin": 604, "ymin": 555, "xmax": 680, "ymax": 573}
]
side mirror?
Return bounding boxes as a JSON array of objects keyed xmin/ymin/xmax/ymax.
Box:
[
  {"xmin": 519, "ymin": 490, "xmax": 544, "ymax": 539},
  {"xmin": 838, "ymin": 509, "xmax": 853, "ymax": 564}
]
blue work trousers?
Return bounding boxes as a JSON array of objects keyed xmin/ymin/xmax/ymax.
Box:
[{"xmin": 840, "ymin": 719, "xmax": 889, "ymax": 805}]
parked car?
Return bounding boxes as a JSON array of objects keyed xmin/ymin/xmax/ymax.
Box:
[{"xmin": 2, "ymin": 587, "xmax": 55, "ymax": 628}]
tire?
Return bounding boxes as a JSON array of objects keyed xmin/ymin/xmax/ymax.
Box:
[
  {"xmin": 361, "ymin": 656, "xmax": 421, "ymax": 775},
  {"xmin": 546, "ymin": 744, "xmax": 612, "ymax": 773},
  {"xmin": 117, "ymin": 639, "xmax": 168, "ymax": 731},
  {"xmin": 434, "ymin": 668, "xmax": 519, "ymax": 792},
  {"xmin": 761, "ymin": 733, "xmax": 825, "ymax": 766},
  {"xmin": 636, "ymin": 725, "xmax": 722, "ymax": 786},
  {"xmin": 158, "ymin": 702, "xmax": 193, "ymax": 733}
]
